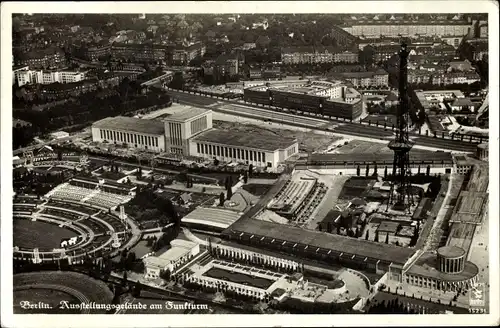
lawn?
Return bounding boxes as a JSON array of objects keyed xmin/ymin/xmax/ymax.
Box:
[
  {"xmin": 203, "ymin": 267, "xmax": 274, "ymax": 289},
  {"xmin": 13, "ymin": 218, "xmax": 77, "ymax": 249}
]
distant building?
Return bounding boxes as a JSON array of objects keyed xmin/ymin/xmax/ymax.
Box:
[
  {"xmin": 431, "ymin": 72, "xmax": 481, "ymax": 85},
  {"xmin": 82, "ymin": 42, "xmax": 112, "ymax": 62},
  {"xmin": 282, "ymin": 46, "xmax": 358, "ymax": 64},
  {"xmin": 449, "ymin": 98, "xmax": 476, "ymax": 112},
  {"xmin": 342, "ymin": 18, "xmax": 472, "ymax": 38},
  {"xmin": 244, "ymin": 80, "xmax": 363, "ymax": 120},
  {"xmin": 16, "ymin": 69, "xmax": 86, "ymax": 87},
  {"xmin": 447, "ymin": 59, "xmax": 474, "ymax": 72},
  {"xmin": 331, "ymin": 69, "xmax": 389, "ymax": 88},
  {"xmin": 16, "ymin": 47, "xmax": 65, "ymax": 69},
  {"xmin": 171, "ymin": 42, "xmax": 206, "ymax": 65},
  {"xmin": 329, "ymin": 26, "xmax": 359, "ymax": 46},
  {"xmin": 111, "ymin": 42, "xmax": 168, "ymax": 63},
  {"xmin": 414, "ymin": 89, "xmax": 465, "ymax": 112}
]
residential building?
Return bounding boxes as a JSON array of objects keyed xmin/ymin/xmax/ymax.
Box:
[
  {"xmin": 447, "ymin": 59, "xmax": 474, "ymax": 72},
  {"xmin": 83, "ymin": 42, "xmax": 112, "ymax": 62},
  {"xmin": 431, "ymin": 72, "xmax": 481, "ymax": 85},
  {"xmin": 342, "ymin": 18, "xmax": 472, "ymax": 38},
  {"xmin": 16, "ymin": 69, "xmax": 87, "ymax": 87},
  {"xmin": 329, "ymin": 26, "xmax": 359, "ymax": 46},
  {"xmin": 171, "ymin": 42, "xmax": 206, "ymax": 65},
  {"xmin": 16, "ymin": 47, "xmax": 65, "ymax": 69},
  {"xmin": 111, "ymin": 42, "xmax": 168, "ymax": 63},
  {"xmin": 449, "ymin": 98, "xmax": 476, "ymax": 112},
  {"xmin": 331, "ymin": 69, "xmax": 389, "ymax": 88},
  {"xmin": 282, "ymin": 46, "xmax": 354, "ymax": 65},
  {"xmin": 12, "ymin": 65, "xmax": 29, "ymax": 85}
]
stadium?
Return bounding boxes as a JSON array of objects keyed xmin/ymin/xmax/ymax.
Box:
[
  {"xmin": 243, "ymin": 80, "xmax": 363, "ymax": 120},
  {"xmin": 14, "ymin": 271, "xmax": 113, "ymax": 314},
  {"xmin": 13, "ymin": 192, "xmax": 139, "ymax": 264}
]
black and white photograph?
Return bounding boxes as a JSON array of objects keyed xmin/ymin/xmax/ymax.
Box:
[{"xmin": 1, "ymin": 1, "xmax": 498, "ymax": 327}]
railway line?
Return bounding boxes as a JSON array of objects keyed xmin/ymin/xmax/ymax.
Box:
[{"xmin": 165, "ymin": 88, "xmax": 482, "ymax": 153}]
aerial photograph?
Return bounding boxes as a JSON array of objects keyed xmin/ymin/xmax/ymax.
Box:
[{"xmin": 10, "ymin": 11, "xmax": 490, "ymax": 317}]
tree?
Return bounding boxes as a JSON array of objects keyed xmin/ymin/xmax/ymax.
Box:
[
  {"xmin": 121, "ymin": 271, "xmax": 128, "ymax": 287},
  {"xmin": 132, "ymin": 281, "xmax": 142, "ymax": 297},
  {"xmin": 126, "ymin": 252, "xmax": 136, "ymax": 270},
  {"xmin": 214, "ymin": 158, "xmax": 220, "ymax": 166},
  {"xmin": 243, "ymin": 173, "xmax": 248, "ymax": 184},
  {"xmin": 248, "ymin": 164, "xmax": 254, "ymax": 178},
  {"xmin": 227, "ymin": 187, "xmax": 233, "ymax": 200},
  {"xmin": 219, "ymin": 192, "xmax": 225, "ymax": 206},
  {"xmin": 160, "ymin": 269, "xmax": 171, "ymax": 281}
]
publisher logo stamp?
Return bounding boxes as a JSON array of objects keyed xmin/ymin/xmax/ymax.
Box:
[{"xmin": 469, "ymin": 282, "xmax": 485, "ymax": 307}]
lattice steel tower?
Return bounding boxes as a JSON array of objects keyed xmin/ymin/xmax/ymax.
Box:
[{"xmin": 388, "ymin": 42, "xmax": 414, "ymax": 212}]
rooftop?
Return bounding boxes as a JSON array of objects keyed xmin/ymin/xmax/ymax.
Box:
[
  {"xmin": 450, "ymin": 191, "xmax": 488, "ymax": 225},
  {"xmin": 377, "ymin": 221, "xmax": 400, "ymax": 233},
  {"xmin": 92, "ymin": 116, "xmax": 165, "ymax": 135},
  {"xmin": 226, "ymin": 218, "xmax": 415, "ymax": 265},
  {"xmin": 407, "ymin": 252, "xmax": 478, "ymax": 282},
  {"xmin": 181, "ymin": 207, "xmax": 243, "ymax": 230},
  {"xmin": 437, "ymin": 245, "xmax": 465, "ymax": 258},
  {"xmin": 309, "ymin": 151, "xmax": 453, "ymax": 164},
  {"xmin": 144, "ymin": 239, "xmax": 196, "ymax": 268},
  {"xmin": 192, "ymin": 128, "xmax": 297, "ymax": 152},
  {"xmin": 165, "ymin": 106, "xmax": 211, "ymax": 122}
]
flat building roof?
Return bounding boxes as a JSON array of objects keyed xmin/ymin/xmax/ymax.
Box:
[
  {"xmin": 93, "ymin": 116, "xmax": 165, "ymax": 135},
  {"xmin": 192, "ymin": 128, "xmax": 297, "ymax": 152},
  {"xmin": 165, "ymin": 106, "xmax": 211, "ymax": 122}
]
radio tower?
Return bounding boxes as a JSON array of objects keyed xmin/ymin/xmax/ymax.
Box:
[{"xmin": 387, "ymin": 42, "xmax": 414, "ymax": 213}]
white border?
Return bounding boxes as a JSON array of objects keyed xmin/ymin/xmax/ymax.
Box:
[{"xmin": 1, "ymin": 1, "xmax": 498, "ymax": 327}]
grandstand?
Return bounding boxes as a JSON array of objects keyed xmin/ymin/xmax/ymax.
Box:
[
  {"xmin": 46, "ymin": 177, "xmax": 134, "ymax": 210},
  {"xmin": 267, "ymin": 176, "xmax": 318, "ymax": 220},
  {"xmin": 13, "ymin": 198, "xmax": 135, "ymax": 263},
  {"xmin": 181, "ymin": 207, "xmax": 243, "ymax": 233}
]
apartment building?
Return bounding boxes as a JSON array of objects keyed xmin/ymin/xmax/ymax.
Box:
[
  {"xmin": 171, "ymin": 42, "xmax": 206, "ymax": 65},
  {"xmin": 16, "ymin": 69, "xmax": 86, "ymax": 87}
]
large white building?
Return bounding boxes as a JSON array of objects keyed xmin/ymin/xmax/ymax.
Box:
[
  {"xmin": 144, "ymin": 239, "xmax": 200, "ymax": 279},
  {"xmin": 91, "ymin": 105, "xmax": 298, "ymax": 168},
  {"xmin": 163, "ymin": 107, "xmax": 213, "ymax": 155},
  {"xmin": 92, "ymin": 116, "xmax": 166, "ymax": 152},
  {"xmin": 15, "ymin": 68, "xmax": 86, "ymax": 87},
  {"xmin": 189, "ymin": 129, "xmax": 298, "ymax": 168}
]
